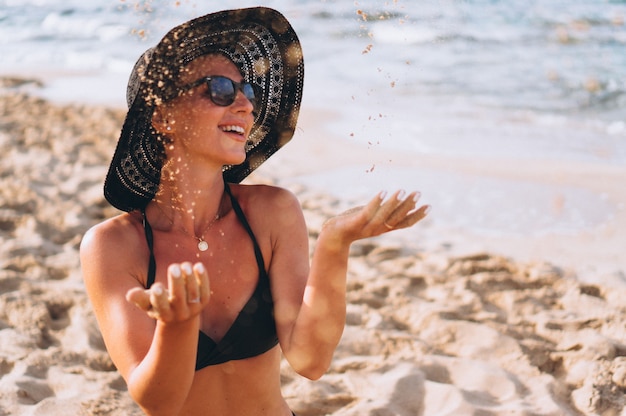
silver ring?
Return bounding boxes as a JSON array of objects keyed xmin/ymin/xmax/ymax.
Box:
[{"xmin": 383, "ymin": 221, "xmax": 394, "ymax": 230}]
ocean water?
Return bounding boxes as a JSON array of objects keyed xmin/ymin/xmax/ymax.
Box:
[
  {"xmin": 1, "ymin": 0, "xmax": 625, "ymax": 238},
  {"xmin": 1, "ymin": 0, "xmax": 624, "ymax": 150}
]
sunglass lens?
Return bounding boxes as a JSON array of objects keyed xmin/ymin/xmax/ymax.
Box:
[
  {"xmin": 208, "ymin": 77, "xmax": 236, "ymax": 106},
  {"xmin": 242, "ymin": 84, "xmax": 257, "ymax": 109}
]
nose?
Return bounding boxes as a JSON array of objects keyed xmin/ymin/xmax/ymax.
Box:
[{"xmin": 232, "ymin": 89, "xmax": 255, "ymax": 114}]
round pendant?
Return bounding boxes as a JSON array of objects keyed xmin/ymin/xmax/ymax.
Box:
[{"xmin": 197, "ymin": 240, "xmax": 209, "ymax": 252}]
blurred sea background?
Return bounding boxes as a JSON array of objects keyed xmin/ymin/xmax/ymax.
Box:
[{"xmin": 1, "ymin": 0, "xmax": 625, "ymax": 270}]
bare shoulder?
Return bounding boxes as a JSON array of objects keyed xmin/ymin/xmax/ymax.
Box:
[
  {"xmin": 80, "ymin": 212, "xmax": 146, "ymax": 285},
  {"xmin": 229, "ymin": 183, "xmax": 301, "ymax": 214},
  {"xmin": 228, "ymin": 183, "xmax": 306, "ymax": 247},
  {"xmin": 80, "ymin": 212, "xmax": 143, "ymax": 256}
]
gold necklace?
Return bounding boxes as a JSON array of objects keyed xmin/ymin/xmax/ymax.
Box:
[{"xmin": 155, "ymin": 203, "xmax": 221, "ymax": 252}]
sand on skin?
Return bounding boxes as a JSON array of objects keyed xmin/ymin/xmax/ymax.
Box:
[{"xmin": 1, "ymin": 79, "xmax": 625, "ymax": 415}]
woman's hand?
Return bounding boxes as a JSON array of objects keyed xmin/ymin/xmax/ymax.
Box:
[
  {"xmin": 126, "ymin": 262, "xmax": 210, "ymax": 323},
  {"xmin": 322, "ymin": 190, "xmax": 430, "ymax": 247}
]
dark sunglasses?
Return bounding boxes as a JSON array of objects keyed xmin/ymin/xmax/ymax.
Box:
[{"xmin": 180, "ymin": 76, "xmax": 258, "ymax": 110}]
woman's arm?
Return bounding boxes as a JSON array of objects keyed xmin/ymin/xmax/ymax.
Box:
[
  {"xmin": 80, "ymin": 216, "xmax": 210, "ymax": 415},
  {"xmin": 269, "ymin": 188, "xmax": 429, "ymax": 379}
]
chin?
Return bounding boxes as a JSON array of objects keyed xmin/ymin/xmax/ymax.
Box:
[{"xmin": 227, "ymin": 151, "xmax": 247, "ymax": 166}]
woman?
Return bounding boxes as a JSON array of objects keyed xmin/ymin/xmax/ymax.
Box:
[{"xmin": 80, "ymin": 7, "xmax": 429, "ymax": 416}]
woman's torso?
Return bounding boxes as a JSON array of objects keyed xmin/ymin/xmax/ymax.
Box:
[{"xmin": 135, "ymin": 183, "xmax": 292, "ymax": 415}]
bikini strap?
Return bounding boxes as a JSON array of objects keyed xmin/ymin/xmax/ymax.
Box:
[
  {"xmin": 141, "ymin": 210, "xmax": 157, "ymax": 289},
  {"xmin": 142, "ymin": 183, "xmax": 265, "ymax": 288},
  {"xmin": 223, "ymin": 182, "xmax": 267, "ymax": 275}
]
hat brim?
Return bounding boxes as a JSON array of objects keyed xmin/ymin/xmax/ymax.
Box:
[{"xmin": 104, "ymin": 7, "xmax": 304, "ymax": 212}]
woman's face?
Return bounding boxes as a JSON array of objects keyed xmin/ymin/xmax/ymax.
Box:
[{"xmin": 155, "ymin": 54, "xmax": 255, "ymax": 169}]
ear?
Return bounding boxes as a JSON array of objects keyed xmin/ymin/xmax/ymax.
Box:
[{"xmin": 151, "ymin": 106, "xmax": 174, "ymax": 135}]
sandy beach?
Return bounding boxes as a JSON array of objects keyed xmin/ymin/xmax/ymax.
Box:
[{"xmin": 1, "ymin": 77, "xmax": 626, "ymax": 415}]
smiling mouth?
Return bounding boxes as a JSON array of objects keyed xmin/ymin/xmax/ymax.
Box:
[{"xmin": 221, "ymin": 125, "xmax": 245, "ymax": 136}]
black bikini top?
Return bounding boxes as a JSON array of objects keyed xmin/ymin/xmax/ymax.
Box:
[{"xmin": 141, "ymin": 182, "xmax": 278, "ymax": 370}]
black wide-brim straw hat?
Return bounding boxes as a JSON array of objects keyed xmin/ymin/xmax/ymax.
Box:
[{"xmin": 104, "ymin": 7, "xmax": 304, "ymax": 212}]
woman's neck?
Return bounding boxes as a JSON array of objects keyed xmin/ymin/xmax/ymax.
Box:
[{"xmin": 152, "ymin": 165, "xmax": 227, "ymax": 237}]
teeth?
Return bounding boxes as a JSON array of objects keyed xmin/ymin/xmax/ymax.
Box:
[{"xmin": 221, "ymin": 125, "xmax": 245, "ymax": 134}]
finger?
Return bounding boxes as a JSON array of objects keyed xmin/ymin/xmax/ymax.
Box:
[
  {"xmin": 126, "ymin": 287, "xmax": 151, "ymax": 311},
  {"xmin": 377, "ymin": 190, "xmax": 418, "ymax": 226},
  {"xmin": 167, "ymin": 263, "xmax": 187, "ymax": 309},
  {"xmin": 182, "ymin": 262, "xmax": 200, "ymax": 304},
  {"xmin": 194, "ymin": 262, "xmax": 210, "ymax": 305},
  {"xmin": 359, "ymin": 190, "xmax": 388, "ymax": 220},
  {"xmin": 148, "ymin": 283, "xmax": 172, "ymax": 321},
  {"xmin": 389, "ymin": 191, "xmax": 420, "ymax": 221},
  {"xmin": 393, "ymin": 204, "xmax": 431, "ymax": 230}
]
